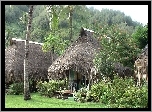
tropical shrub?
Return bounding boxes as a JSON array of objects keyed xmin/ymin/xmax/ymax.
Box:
[
  {"xmin": 73, "ymin": 87, "xmax": 88, "ymax": 103},
  {"xmin": 6, "ymin": 79, "xmax": 37, "ymax": 95},
  {"xmin": 73, "ymin": 75, "xmax": 148, "ymax": 107},
  {"xmin": 36, "ymin": 80, "xmax": 65, "ymax": 98},
  {"xmin": 6, "ymin": 82, "xmax": 24, "ymax": 95},
  {"xmin": 89, "ymin": 75, "xmax": 148, "ymax": 108}
]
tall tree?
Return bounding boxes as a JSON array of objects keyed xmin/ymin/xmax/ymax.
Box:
[
  {"xmin": 132, "ymin": 24, "xmax": 148, "ymax": 49},
  {"xmin": 93, "ymin": 24, "xmax": 141, "ymax": 80},
  {"xmin": 24, "ymin": 5, "xmax": 34, "ymax": 100}
]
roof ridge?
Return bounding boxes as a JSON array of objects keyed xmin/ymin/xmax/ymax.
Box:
[{"xmin": 12, "ymin": 38, "xmax": 43, "ymax": 45}]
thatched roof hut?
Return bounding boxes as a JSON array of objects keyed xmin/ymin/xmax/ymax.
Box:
[
  {"xmin": 138, "ymin": 44, "xmax": 148, "ymax": 59},
  {"xmin": 5, "ymin": 38, "xmax": 56, "ymax": 84},
  {"xmin": 48, "ymin": 27, "xmax": 101, "ymax": 80},
  {"xmin": 134, "ymin": 44, "xmax": 148, "ymax": 71},
  {"xmin": 135, "ymin": 44, "xmax": 148, "ymax": 69},
  {"xmin": 133, "ymin": 44, "xmax": 148, "ymax": 85}
]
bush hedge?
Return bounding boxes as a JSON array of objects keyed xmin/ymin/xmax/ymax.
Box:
[
  {"xmin": 91, "ymin": 75, "xmax": 148, "ymax": 108},
  {"xmin": 74, "ymin": 75, "xmax": 148, "ymax": 108},
  {"xmin": 6, "ymin": 82, "xmax": 24, "ymax": 95},
  {"xmin": 36, "ymin": 80, "xmax": 65, "ymax": 98},
  {"xmin": 6, "ymin": 79, "xmax": 37, "ymax": 95}
]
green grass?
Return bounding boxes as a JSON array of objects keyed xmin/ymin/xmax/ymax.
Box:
[{"xmin": 5, "ymin": 93, "xmax": 106, "ymax": 108}]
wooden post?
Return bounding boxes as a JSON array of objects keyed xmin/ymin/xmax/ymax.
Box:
[
  {"xmin": 68, "ymin": 70, "xmax": 72, "ymax": 91},
  {"xmin": 85, "ymin": 74, "xmax": 86, "ymax": 88}
]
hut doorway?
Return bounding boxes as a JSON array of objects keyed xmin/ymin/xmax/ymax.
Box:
[
  {"xmin": 68, "ymin": 69, "xmax": 79, "ymax": 91},
  {"xmin": 81, "ymin": 75, "xmax": 89, "ymax": 88},
  {"xmin": 67, "ymin": 69, "xmax": 89, "ymax": 91}
]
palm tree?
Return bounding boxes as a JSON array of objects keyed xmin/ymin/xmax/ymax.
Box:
[{"xmin": 24, "ymin": 5, "xmax": 34, "ymax": 100}]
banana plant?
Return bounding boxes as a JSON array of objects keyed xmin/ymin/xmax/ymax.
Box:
[{"xmin": 43, "ymin": 5, "xmax": 72, "ymax": 60}]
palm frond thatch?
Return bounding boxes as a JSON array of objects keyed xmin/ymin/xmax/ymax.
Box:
[
  {"xmin": 5, "ymin": 38, "xmax": 56, "ymax": 83},
  {"xmin": 135, "ymin": 44, "xmax": 148, "ymax": 72}
]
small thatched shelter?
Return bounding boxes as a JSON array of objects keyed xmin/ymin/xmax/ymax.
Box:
[
  {"xmin": 48, "ymin": 27, "xmax": 101, "ymax": 90},
  {"xmin": 134, "ymin": 44, "xmax": 148, "ymax": 85},
  {"xmin": 135, "ymin": 44, "xmax": 148, "ymax": 71},
  {"xmin": 138, "ymin": 44, "xmax": 148, "ymax": 59},
  {"xmin": 5, "ymin": 38, "xmax": 56, "ymax": 84}
]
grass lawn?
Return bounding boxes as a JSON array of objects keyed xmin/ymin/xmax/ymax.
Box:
[{"xmin": 5, "ymin": 93, "xmax": 106, "ymax": 108}]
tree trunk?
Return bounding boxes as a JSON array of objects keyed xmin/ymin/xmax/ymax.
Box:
[
  {"xmin": 69, "ymin": 7, "xmax": 73, "ymax": 42},
  {"xmin": 70, "ymin": 11, "xmax": 72, "ymax": 42},
  {"xmin": 51, "ymin": 47, "xmax": 54, "ymax": 63},
  {"xmin": 24, "ymin": 5, "xmax": 34, "ymax": 100}
]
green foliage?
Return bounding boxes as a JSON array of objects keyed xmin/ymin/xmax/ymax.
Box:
[
  {"xmin": 59, "ymin": 20, "xmax": 69, "ymax": 28},
  {"xmin": 6, "ymin": 79, "xmax": 38, "ymax": 95},
  {"xmin": 74, "ymin": 87, "xmax": 88, "ymax": 103},
  {"xmin": 36, "ymin": 80, "xmax": 65, "ymax": 98},
  {"xmin": 73, "ymin": 86, "xmax": 101, "ymax": 103},
  {"xmin": 42, "ymin": 5, "xmax": 71, "ymax": 55},
  {"xmin": 132, "ymin": 24, "xmax": 148, "ymax": 49},
  {"xmin": 31, "ymin": 28, "xmax": 47, "ymax": 42},
  {"xmin": 33, "ymin": 12, "xmax": 50, "ymax": 30},
  {"xmin": 42, "ymin": 34, "xmax": 70, "ymax": 55},
  {"xmin": 73, "ymin": 75, "xmax": 148, "ymax": 108},
  {"xmin": 15, "ymin": 5, "xmax": 29, "ymax": 12},
  {"xmin": 5, "ymin": 5, "xmax": 24, "ymax": 22},
  {"xmin": 90, "ymin": 81, "xmax": 109, "ymax": 103},
  {"xmin": 5, "ymin": 5, "xmax": 142, "ymax": 45},
  {"xmin": 89, "ymin": 75, "xmax": 148, "ymax": 108},
  {"xmin": 6, "ymin": 82, "xmax": 24, "ymax": 95},
  {"xmin": 118, "ymin": 85, "xmax": 148, "ymax": 108},
  {"xmin": 51, "ymin": 6, "xmax": 59, "ymax": 31},
  {"xmin": 94, "ymin": 24, "xmax": 141, "ymax": 79}
]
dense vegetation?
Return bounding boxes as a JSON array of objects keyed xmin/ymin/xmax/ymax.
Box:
[
  {"xmin": 74, "ymin": 75, "xmax": 148, "ymax": 108},
  {"xmin": 5, "ymin": 5, "xmax": 143, "ymax": 47},
  {"xmin": 6, "ymin": 75, "xmax": 148, "ymax": 108}
]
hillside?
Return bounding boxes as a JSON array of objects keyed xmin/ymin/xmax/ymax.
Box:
[{"xmin": 5, "ymin": 5, "xmax": 142, "ymax": 44}]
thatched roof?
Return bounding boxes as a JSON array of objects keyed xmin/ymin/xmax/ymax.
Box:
[
  {"xmin": 5, "ymin": 38, "xmax": 56, "ymax": 83},
  {"xmin": 135, "ymin": 44, "xmax": 148, "ymax": 68},
  {"xmin": 48, "ymin": 27, "xmax": 101, "ymax": 79},
  {"xmin": 133, "ymin": 44, "xmax": 148, "ymax": 84},
  {"xmin": 139, "ymin": 44, "xmax": 148, "ymax": 59}
]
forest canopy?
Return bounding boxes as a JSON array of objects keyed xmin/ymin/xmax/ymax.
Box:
[{"xmin": 5, "ymin": 5, "xmax": 143, "ymax": 43}]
